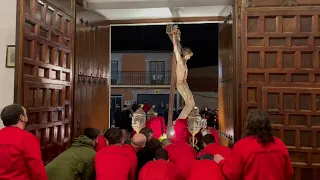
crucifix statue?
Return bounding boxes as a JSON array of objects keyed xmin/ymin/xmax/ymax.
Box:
[{"xmin": 166, "ymin": 25, "xmax": 198, "ymax": 142}]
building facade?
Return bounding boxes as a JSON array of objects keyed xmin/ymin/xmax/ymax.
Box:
[
  {"xmin": 110, "ymin": 51, "xmax": 180, "ymax": 110},
  {"xmin": 110, "ymin": 51, "xmax": 218, "ymax": 111}
]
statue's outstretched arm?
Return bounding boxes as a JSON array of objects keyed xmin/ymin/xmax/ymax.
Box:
[{"xmin": 172, "ymin": 34, "xmax": 183, "ymax": 65}]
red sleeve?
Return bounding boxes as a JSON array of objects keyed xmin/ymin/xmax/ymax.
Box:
[
  {"xmin": 23, "ymin": 135, "xmax": 48, "ymax": 180},
  {"xmin": 281, "ymin": 143, "xmax": 294, "ymax": 180},
  {"xmin": 129, "ymin": 158, "xmax": 137, "ymax": 180},
  {"xmin": 95, "ymin": 136, "xmax": 107, "ymax": 152},
  {"xmin": 219, "ymin": 142, "xmax": 243, "ymax": 180}
]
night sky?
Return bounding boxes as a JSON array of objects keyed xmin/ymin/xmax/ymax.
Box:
[{"xmin": 111, "ymin": 23, "xmax": 218, "ymax": 69}]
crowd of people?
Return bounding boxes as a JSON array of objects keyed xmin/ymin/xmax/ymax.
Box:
[
  {"xmin": 0, "ymin": 104, "xmax": 293, "ymax": 180},
  {"xmin": 112, "ymin": 100, "xmax": 220, "ymax": 132}
]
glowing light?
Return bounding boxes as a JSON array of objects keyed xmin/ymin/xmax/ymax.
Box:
[{"xmin": 170, "ymin": 130, "xmax": 175, "ymax": 136}]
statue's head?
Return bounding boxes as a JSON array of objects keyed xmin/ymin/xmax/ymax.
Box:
[{"xmin": 182, "ymin": 47, "xmax": 193, "ymax": 61}]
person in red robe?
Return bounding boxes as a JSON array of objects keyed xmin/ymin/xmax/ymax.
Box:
[
  {"xmin": 173, "ymin": 118, "xmax": 190, "ymax": 142},
  {"xmin": 162, "ymin": 139, "xmax": 196, "ymax": 179},
  {"xmin": 0, "ymin": 104, "xmax": 47, "ymax": 180},
  {"xmin": 198, "ymin": 134, "xmax": 232, "ymax": 160},
  {"xmin": 214, "ymin": 109, "xmax": 294, "ymax": 180},
  {"xmin": 95, "ymin": 128, "xmax": 146, "ymax": 180},
  {"xmin": 95, "ymin": 135, "xmax": 107, "ymax": 152},
  {"xmin": 187, "ymin": 154, "xmax": 225, "ymax": 180},
  {"xmin": 142, "ymin": 100, "xmax": 150, "ymax": 113},
  {"xmin": 145, "ymin": 115, "xmax": 166, "ymax": 139},
  {"xmin": 138, "ymin": 148, "xmax": 178, "ymax": 180}
]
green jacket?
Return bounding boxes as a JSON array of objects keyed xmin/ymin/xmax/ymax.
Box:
[{"xmin": 46, "ymin": 135, "xmax": 96, "ymax": 180}]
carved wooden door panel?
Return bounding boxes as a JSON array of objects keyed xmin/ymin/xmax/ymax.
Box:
[
  {"xmin": 218, "ymin": 23, "xmax": 235, "ymax": 145},
  {"xmin": 242, "ymin": 9, "xmax": 320, "ymax": 179},
  {"xmin": 15, "ymin": 0, "xmax": 75, "ymax": 164}
]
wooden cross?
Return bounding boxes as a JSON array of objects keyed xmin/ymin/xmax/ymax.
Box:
[{"xmin": 166, "ymin": 24, "xmax": 182, "ymax": 135}]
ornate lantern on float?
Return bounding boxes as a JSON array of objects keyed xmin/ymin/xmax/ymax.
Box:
[
  {"xmin": 132, "ymin": 106, "xmax": 146, "ymax": 133},
  {"xmin": 188, "ymin": 107, "xmax": 202, "ymax": 147},
  {"xmin": 147, "ymin": 108, "xmax": 157, "ymax": 120}
]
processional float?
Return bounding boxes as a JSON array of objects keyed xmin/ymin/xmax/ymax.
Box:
[{"xmin": 131, "ymin": 25, "xmax": 207, "ymax": 147}]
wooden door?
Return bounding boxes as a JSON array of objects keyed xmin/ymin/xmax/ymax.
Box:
[
  {"xmin": 242, "ymin": 7, "xmax": 320, "ymax": 179},
  {"xmin": 15, "ymin": 0, "xmax": 75, "ymax": 164},
  {"xmin": 74, "ymin": 21, "xmax": 110, "ymax": 136},
  {"xmin": 218, "ymin": 23, "xmax": 235, "ymax": 145}
]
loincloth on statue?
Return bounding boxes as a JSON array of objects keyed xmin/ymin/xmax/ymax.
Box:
[{"xmin": 176, "ymin": 82, "xmax": 194, "ymax": 102}]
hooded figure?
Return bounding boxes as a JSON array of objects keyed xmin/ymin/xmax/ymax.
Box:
[{"xmin": 46, "ymin": 128, "xmax": 100, "ymax": 180}]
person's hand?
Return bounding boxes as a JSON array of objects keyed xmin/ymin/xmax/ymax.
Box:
[
  {"xmin": 172, "ymin": 25, "xmax": 179, "ymax": 33},
  {"xmin": 214, "ymin": 154, "xmax": 225, "ymax": 164}
]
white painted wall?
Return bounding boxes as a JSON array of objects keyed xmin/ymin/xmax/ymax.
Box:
[{"xmin": 0, "ymin": 0, "xmax": 16, "ymax": 129}]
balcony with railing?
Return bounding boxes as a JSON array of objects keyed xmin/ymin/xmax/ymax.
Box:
[{"xmin": 111, "ymin": 71, "xmax": 171, "ymax": 86}]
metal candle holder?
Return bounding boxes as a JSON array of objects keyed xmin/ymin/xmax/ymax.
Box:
[
  {"xmin": 187, "ymin": 107, "xmax": 202, "ymax": 147},
  {"xmin": 132, "ymin": 107, "xmax": 146, "ymax": 133}
]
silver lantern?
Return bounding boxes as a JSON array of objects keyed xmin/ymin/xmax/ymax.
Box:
[{"xmin": 132, "ymin": 107, "xmax": 146, "ymax": 133}]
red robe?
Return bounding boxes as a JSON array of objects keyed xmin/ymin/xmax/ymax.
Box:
[
  {"xmin": 169, "ymin": 137, "xmax": 196, "ymax": 158},
  {"xmin": 142, "ymin": 103, "xmax": 150, "ymax": 113},
  {"xmin": 95, "ymin": 145, "xmax": 137, "ymax": 180},
  {"xmin": 164, "ymin": 143, "xmax": 196, "ymax": 179},
  {"xmin": 187, "ymin": 160, "xmax": 225, "ymax": 180},
  {"xmin": 218, "ymin": 136, "xmax": 294, "ymax": 180},
  {"xmin": 198, "ymin": 143, "xmax": 232, "ymax": 160},
  {"xmin": 95, "ymin": 135, "xmax": 107, "ymax": 152},
  {"xmin": 145, "ymin": 116, "xmax": 166, "ymax": 139},
  {"xmin": 138, "ymin": 159, "xmax": 178, "ymax": 180},
  {"xmin": 173, "ymin": 118, "xmax": 190, "ymax": 142},
  {"xmin": 208, "ymin": 127, "xmax": 219, "ymax": 144},
  {"xmin": 0, "ymin": 127, "xmax": 47, "ymax": 180}
]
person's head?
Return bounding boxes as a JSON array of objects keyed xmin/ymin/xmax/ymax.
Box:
[
  {"xmin": 144, "ymin": 100, "xmax": 147, "ymax": 104},
  {"xmin": 131, "ymin": 133, "xmax": 147, "ymax": 152},
  {"xmin": 243, "ymin": 109, "xmax": 274, "ymax": 146},
  {"xmin": 120, "ymin": 129, "xmax": 130, "ymax": 140},
  {"xmin": 155, "ymin": 148, "xmax": 169, "ymax": 161},
  {"xmin": 160, "ymin": 102, "xmax": 164, "ymax": 107},
  {"xmin": 84, "ymin": 128, "xmax": 100, "ymax": 146},
  {"xmin": 200, "ymin": 154, "xmax": 214, "ymax": 160},
  {"xmin": 140, "ymin": 127, "xmax": 154, "ymax": 141},
  {"xmin": 202, "ymin": 134, "xmax": 216, "ymax": 148},
  {"xmin": 104, "ymin": 128, "xmax": 123, "ymax": 145},
  {"xmin": 123, "ymin": 105, "xmax": 127, "ymax": 110},
  {"xmin": 147, "ymin": 138, "xmax": 162, "ymax": 157},
  {"xmin": 161, "ymin": 139, "xmax": 172, "ymax": 148},
  {"xmin": 182, "ymin": 47, "xmax": 193, "ymax": 61},
  {"xmin": 1, "ymin": 104, "xmax": 28, "ymax": 129},
  {"xmin": 204, "ymin": 106, "xmax": 208, "ymax": 111}
]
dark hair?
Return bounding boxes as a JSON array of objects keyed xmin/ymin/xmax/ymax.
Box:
[
  {"xmin": 228, "ymin": 141, "xmax": 234, "ymax": 149},
  {"xmin": 243, "ymin": 109, "xmax": 274, "ymax": 146},
  {"xmin": 104, "ymin": 128, "xmax": 123, "ymax": 145},
  {"xmin": 200, "ymin": 154, "xmax": 214, "ymax": 160},
  {"xmin": 84, "ymin": 128, "xmax": 100, "ymax": 140},
  {"xmin": 203, "ymin": 134, "xmax": 216, "ymax": 145},
  {"xmin": 155, "ymin": 148, "xmax": 169, "ymax": 160},
  {"xmin": 147, "ymin": 139, "xmax": 162, "ymax": 157},
  {"xmin": 140, "ymin": 127, "xmax": 153, "ymax": 138},
  {"xmin": 0, "ymin": 104, "xmax": 25, "ymax": 126},
  {"xmin": 120, "ymin": 129, "xmax": 130, "ymax": 140}
]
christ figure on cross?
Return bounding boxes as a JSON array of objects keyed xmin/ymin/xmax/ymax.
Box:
[{"xmin": 168, "ymin": 25, "xmax": 195, "ymax": 120}]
